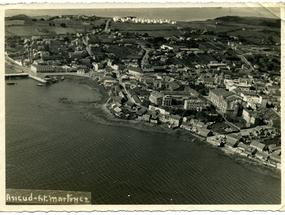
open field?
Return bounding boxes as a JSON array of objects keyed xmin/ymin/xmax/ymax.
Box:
[
  {"xmin": 5, "ymin": 20, "xmax": 25, "ymax": 25},
  {"xmin": 105, "ymin": 45, "xmax": 134, "ymax": 57},
  {"xmin": 5, "ymin": 18, "xmax": 108, "ymax": 37},
  {"xmin": 111, "ymin": 21, "xmax": 176, "ymax": 31},
  {"xmin": 131, "ymin": 30, "xmax": 181, "ymax": 37}
]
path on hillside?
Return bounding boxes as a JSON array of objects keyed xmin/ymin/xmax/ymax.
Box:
[
  {"xmin": 140, "ymin": 46, "xmax": 153, "ymax": 69},
  {"xmin": 104, "ymin": 19, "xmax": 111, "ymax": 33}
]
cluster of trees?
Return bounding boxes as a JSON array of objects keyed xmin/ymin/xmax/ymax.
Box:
[
  {"xmin": 188, "ymin": 83, "xmax": 209, "ymax": 96},
  {"xmin": 147, "ymin": 37, "xmax": 167, "ymax": 48},
  {"xmin": 224, "ymin": 114, "xmax": 247, "ymax": 128},
  {"xmin": 246, "ymin": 54, "xmax": 280, "ymax": 72},
  {"xmin": 196, "ymin": 111, "xmax": 224, "ymax": 123}
]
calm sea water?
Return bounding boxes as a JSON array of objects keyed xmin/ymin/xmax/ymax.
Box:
[
  {"xmin": 5, "ymin": 7, "xmax": 280, "ymax": 21},
  {"xmin": 6, "ymin": 78, "xmax": 280, "ymax": 204}
]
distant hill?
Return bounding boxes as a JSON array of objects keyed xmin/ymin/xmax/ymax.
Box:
[
  {"xmin": 214, "ymin": 16, "xmax": 280, "ymax": 28},
  {"xmin": 5, "ymin": 14, "xmax": 31, "ymax": 21}
]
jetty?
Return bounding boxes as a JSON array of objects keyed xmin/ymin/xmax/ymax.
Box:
[{"xmin": 5, "ymin": 73, "xmax": 29, "ymax": 79}]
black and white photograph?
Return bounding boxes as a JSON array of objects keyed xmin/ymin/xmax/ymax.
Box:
[{"xmin": 3, "ymin": 3, "xmax": 282, "ymax": 209}]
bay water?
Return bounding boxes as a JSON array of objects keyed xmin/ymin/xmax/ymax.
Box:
[{"xmin": 6, "ymin": 78, "xmax": 281, "ymax": 204}]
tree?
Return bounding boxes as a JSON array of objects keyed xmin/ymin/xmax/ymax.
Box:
[
  {"xmin": 60, "ymin": 23, "xmax": 66, "ymax": 28},
  {"xmin": 199, "ymin": 88, "xmax": 208, "ymax": 96},
  {"xmin": 63, "ymin": 36, "xmax": 70, "ymax": 43},
  {"xmin": 268, "ymin": 36, "xmax": 275, "ymax": 44},
  {"xmin": 143, "ymin": 33, "xmax": 149, "ymax": 37}
]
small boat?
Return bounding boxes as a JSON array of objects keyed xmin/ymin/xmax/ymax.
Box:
[
  {"xmin": 7, "ymin": 76, "xmax": 16, "ymax": 85},
  {"xmin": 36, "ymin": 82, "xmax": 43, "ymax": 86},
  {"xmin": 44, "ymin": 75, "xmax": 52, "ymax": 82},
  {"xmin": 52, "ymin": 76, "xmax": 58, "ymax": 83}
]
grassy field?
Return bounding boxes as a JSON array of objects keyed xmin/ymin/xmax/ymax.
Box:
[
  {"xmin": 111, "ymin": 21, "xmax": 176, "ymax": 31},
  {"xmin": 5, "ymin": 18, "xmax": 108, "ymax": 37},
  {"xmin": 105, "ymin": 45, "xmax": 133, "ymax": 57},
  {"xmin": 5, "ymin": 20, "xmax": 25, "ymax": 25},
  {"xmin": 129, "ymin": 30, "xmax": 180, "ymax": 37}
]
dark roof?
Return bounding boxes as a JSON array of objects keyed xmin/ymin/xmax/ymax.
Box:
[
  {"xmin": 169, "ymin": 80, "xmax": 181, "ymax": 90},
  {"xmin": 137, "ymin": 108, "xmax": 147, "ymax": 115},
  {"xmin": 210, "ymin": 88, "xmax": 235, "ymax": 98},
  {"xmin": 132, "ymin": 94, "xmax": 141, "ymax": 104}
]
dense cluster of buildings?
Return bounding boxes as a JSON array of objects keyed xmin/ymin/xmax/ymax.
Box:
[
  {"xmin": 113, "ymin": 16, "xmax": 177, "ymax": 24},
  {"xmin": 8, "ymin": 14, "xmax": 281, "ymax": 169}
]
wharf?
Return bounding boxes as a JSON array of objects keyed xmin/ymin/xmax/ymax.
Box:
[{"xmin": 5, "ymin": 73, "xmax": 29, "ymax": 79}]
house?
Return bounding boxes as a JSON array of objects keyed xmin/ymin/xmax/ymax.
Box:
[
  {"xmin": 197, "ymin": 128, "xmax": 212, "ymax": 137},
  {"xmin": 139, "ymin": 113, "xmax": 151, "ymax": 122},
  {"xmin": 150, "ymin": 119, "xmax": 158, "ymax": 124},
  {"xmin": 77, "ymin": 69, "xmax": 86, "ymax": 75},
  {"xmin": 103, "ymin": 78, "xmax": 117, "ymax": 88},
  {"xmin": 268, "ymin": 145, "xmax": 281, "ymax": 153},
  {"xmin": 159, "ymin": 114, "xmax": 170, "ymax": 123},
  {"xmin": 255, "ymin": 151, "xmax": 269, "ymax": 161},
  {"xmin": 207, "ymin": 135, "xmax": 224, "ymax": 147},
  {"xmin": 149, "ymin": 91, "xmax": 164, "ymax": 106},
  {"xmin": 114, "ymin": 107, "xmax": 122, "ymax": 113},
  {"xmin": 148, "ymin": 105, "xmax": 170, "ymax": 115},
  {"xmin": 250, "ymin": 140, "xmax": 266, "ymax": 152},
  {"xmin": 180, "ymin": 122, "xmax": 192, "ymax": 131},
  {"xmin": 184, "ymin": 98, "xmax": 209, "ymax": 110},
  {"xmin": 112, "ymin": 96, "xmax": 123, "ymax": 106},
  {"xmin": 207, "ymin": 62, "xmax": 228, "ymax": 70},
  {"xmin": 269, "ymin": 153, "xmax": 281, "ymax": 163},
  {"xmin": 168, "ymin": 115, "xmax": 182, "ymax": 127},
  {"xmin": 128, "ymin": 67, "xmax": 143, "ymax": 76},
  {"xmin": 162, "ymin": 95, "xmax": 172, "ymax": 106},
  {"xmin": 240, "ymin": 129, "xmax": 251, "ymax": 138},
  {"xmin": 196, "ymin": 121, "xmax": 205, "ymax": 128},
  {"xmin": 237, "ymin": 143, "xmax": 256, "ymax": 155},
  {"xmin": 242, "ymin": 108, "xmax": 261, "ymax": 126},
  {"xmin": 225, "ymin": 133, "xmax": 240, "ymax": 147},
  {"xmin": 125, "ymin": 100, "xmax": 135, "ymax": 109},
  {"xmin": 169, "ymin": 80, "xmax": 183, "ymax": 91},
  {"xmin": 130, "ymin": 93, "xmax": 141, "ymax": 105}
]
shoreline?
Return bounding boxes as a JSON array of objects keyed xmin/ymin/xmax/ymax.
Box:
[{"xmin": 62, "ymin": 75, "xmax": 281, "ymax": 179}]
